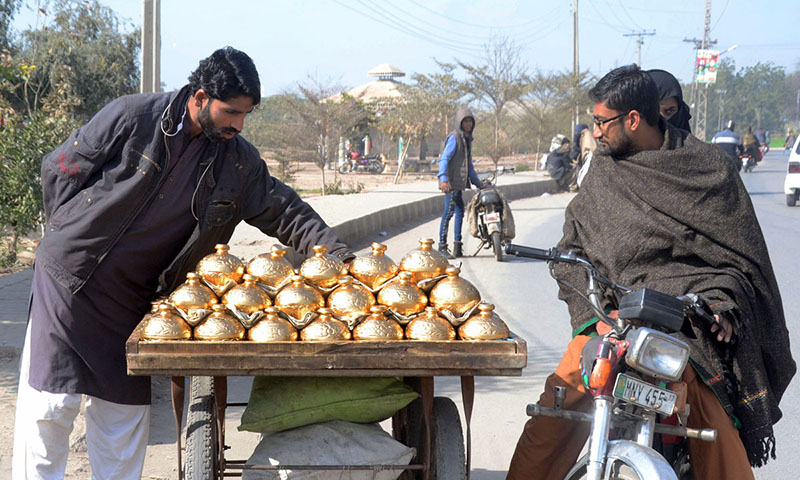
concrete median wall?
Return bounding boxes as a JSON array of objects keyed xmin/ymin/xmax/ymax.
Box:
[{"xmin": 332, "ymin": 178, "xmax": 558, "ymax": 247}]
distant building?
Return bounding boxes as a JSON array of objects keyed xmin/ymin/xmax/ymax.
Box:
[{"xmin": 328, "ymin": 64, "xmax": 406, "ymax": 106}]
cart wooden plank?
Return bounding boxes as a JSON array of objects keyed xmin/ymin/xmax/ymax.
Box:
[{"xmin": 126, "ymin": 321, "xmax": 527, "ymax": 377}]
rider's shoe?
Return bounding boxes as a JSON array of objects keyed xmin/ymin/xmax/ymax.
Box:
[
  {"xmin": 438, "ymin": 243, "xmax": 454, "ymax": 259},
  {"xmin": 453, "ymin": 241, "xmax": 463, "ymax": 258}
]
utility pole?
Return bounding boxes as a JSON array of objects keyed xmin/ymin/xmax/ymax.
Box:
[
  {"xmin": 141, "ymin": 0, "xmax": 161, "ymax": 93},
  {"xmin": 572, "ymin": 0, "xmax": 579, "ymax": 136},
  {"xmin": 683, "ymin": 0, "xmax": 715, "ymax": 141},
  {"xmin": 623, "ymin": 30, "xmax": 655, "ymax": 67},
  {"xmin": 715, "ymin": 88, "xmax": 727, "ymax": 131}
]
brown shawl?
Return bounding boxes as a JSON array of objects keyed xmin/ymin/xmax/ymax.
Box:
[{"xmin": 554, "ymin": 121, "xmax": 795, "ymax": 467}]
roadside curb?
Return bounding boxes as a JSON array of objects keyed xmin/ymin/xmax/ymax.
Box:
[{"xmin": 331, "ymin": 178, "xmax": 558, "ymax": 246}]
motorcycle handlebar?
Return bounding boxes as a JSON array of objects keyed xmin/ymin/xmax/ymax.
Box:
[{"xmin": 504, "ymin": 243, "xmax": 582, "ymax": 264}]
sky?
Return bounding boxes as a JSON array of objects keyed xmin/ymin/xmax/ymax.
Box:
[{"xmin": 10, "ymin": 0, "xmax": 800, "ymax": 97}]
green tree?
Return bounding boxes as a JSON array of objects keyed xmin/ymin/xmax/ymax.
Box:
[
  {"xmin": 707, "ymin": 59, "xmax": 791, "ymax": 136},
  {"xmin": 9, "ymin": 0, "xmax": 139, "ymax": 121},
  {"xmin": 0, "ymin": 1, "xmax": 138, "ymax": 264}
]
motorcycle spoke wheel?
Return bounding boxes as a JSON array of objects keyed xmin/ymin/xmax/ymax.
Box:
[{"xmin": 491, "ymin": 231, "xmax": 503, "ymax": 262}]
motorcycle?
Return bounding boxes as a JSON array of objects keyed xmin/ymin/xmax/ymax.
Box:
[
  {"xmin": 741, "ymin": 153, "xmax": 756, "ymax": 173},
  {"xmin": 505, "ymin": 244, "xmax": 718, "ymax": 480},
  {"xmin": 338, "ymin": 151, "xmax": 386, "ymax": 174},
  {"xmin": 468, "ymin": 174, "xmax": 512, "ymax": 262}
]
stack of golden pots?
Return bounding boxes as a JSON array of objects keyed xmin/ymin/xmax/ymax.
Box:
[
  {"xmin": 429, "ymin": 266, "xmax": 482, "ymax": 319},
  {"xmin": 377, "ymin": 271, "xmax": 427, "ymax": 319},
  {"xmin": 141, "ymin": 240, "xmax": 512, "ymax": 343},
  {"xmin": 141, "ymin": 303, "xmax": 192, "ymax": 341},
  {"xmin": 246, "ymin": 245, "xmax": 294, "ymax": 292},
  {"xmin": 168, "ymin": 272, "xmax": 218, "ymax": 327},
  {"xmin": 406, "ymin": 307, "xmax": 456, "ymax": 341},
  {"xmin": 353, "ymin": 305, "xmax": 404, "ymax": 341},
  {"xmin": 248, "ymin": 307, "xmax": 298, "ymax": 342},
  {"xmin": 399, "ymin": 238, "xmax": 450, "ymax": 284},
  {"xmin": 299, "ymin": 245, "xmax": 346, "ymax": 290},
  {"xmin": 196, "ymin": 244, "xmax": 245, "ymax": 296},
  {"xmin": 274, "ymin": 274, "xmax": 326, "ymax": 326},
  {"xmin": 349, "ymin": 243, "xmax": 398, "ymax": 290},
  {"xmin": 300, "ymin": 307, "xmax": 351, "ymax": 341},
  {"xmin": 194, "ymin": 304, "xmax": 246, "ymax": 341},
  {"xmin": 327, "ymin": 275, "xmax": 376, "ymax": 328}
]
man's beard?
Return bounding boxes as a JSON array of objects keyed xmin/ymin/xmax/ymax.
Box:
[
  {"xmin": 595, "ymin": 130, "xmax": 635, "ymax": 158},
  {"xmin": 198, "ymin": 104, "xmax": 239, "ymax": 143}
]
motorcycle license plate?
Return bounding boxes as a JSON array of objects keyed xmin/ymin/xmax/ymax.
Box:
[
  {"xmin": 485, "ymin": 212, "xmax": 500, "ymax": 222},
  {"xmin": 613, "ymin": 373, "xmax": 677, "ymax": 416}
]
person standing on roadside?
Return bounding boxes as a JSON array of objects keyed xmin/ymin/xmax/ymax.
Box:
[
  {"xmin": 12, "ymin": 46, "xmax": 354, "ymax": 480},
  {"xmin": 437, "ymin": 106, "xmax": 484, "ymax": 259}
]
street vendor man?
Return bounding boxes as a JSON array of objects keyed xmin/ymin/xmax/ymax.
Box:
[
  {"xmin": 12, "ymin": 46, "xmax": 355, "ymax": 479},
  {"xmin": 507, "ymin": 65, "xmax": 795, "ymax": 480}
]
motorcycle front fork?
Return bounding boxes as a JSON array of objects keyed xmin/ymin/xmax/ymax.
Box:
[{"xmin": 586, "ymin": 396, "xmax": 657, "ymax": 480}]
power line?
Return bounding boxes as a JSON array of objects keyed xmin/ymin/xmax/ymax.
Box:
[
  {"xmin": 403, "ymin": 0, "xmax": 546, "ymax": 30},
  {"xmin": 623, "ymin": 30, "xmax": 655, "ymax": 67},
  {"xmin": 328, "ymin": 0, "xmax": 483, "ymax": 56}
]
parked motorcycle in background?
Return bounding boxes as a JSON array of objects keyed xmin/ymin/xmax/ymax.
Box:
[
  {"xmin": 505, "ymin": 244, "xmax": 718, "ymax": 480},
  {"xmin": 467, "ymin": 173, "xmax": 515, "ymax": 262},
  {"xmin": 339, "ymin": 151, "xmax": 386, "ymax": 174}
]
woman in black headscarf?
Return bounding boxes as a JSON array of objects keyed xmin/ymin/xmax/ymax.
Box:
[{"xmin": 647, "ymin": 68, "xmax": 692, "ymax": 132}]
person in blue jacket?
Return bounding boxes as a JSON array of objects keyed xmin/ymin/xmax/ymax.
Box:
[{"xmin": 437, "ymin": 106, "xmax": 484, "ymax": 258}]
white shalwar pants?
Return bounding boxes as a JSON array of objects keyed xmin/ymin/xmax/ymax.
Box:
[{"xmin": 12, "ymin": 320, "xmax": 150, "ymax": 480}]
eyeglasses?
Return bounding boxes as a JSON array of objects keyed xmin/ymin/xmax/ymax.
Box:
[{"xmin": 592, "ymin": 111, "xmax": 630, "ymax": 128}]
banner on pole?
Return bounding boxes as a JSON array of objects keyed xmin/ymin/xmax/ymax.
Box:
[{"xmin": 695, "ymin": 49, "xmax": 720, "ymax": 84}]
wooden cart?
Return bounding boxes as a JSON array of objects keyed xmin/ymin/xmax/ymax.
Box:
[{"xmin": 126, "ymin": 322, "xmax": 527, "ymax": 480}]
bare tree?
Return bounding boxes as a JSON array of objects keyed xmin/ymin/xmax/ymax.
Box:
[
  {"xmin": 457, "ymin": 36, "xmax": 529, "ymax": 168},
  {"xmin": 378, "ymin": 66, "xmax": 463, "ymax": 183},
  {"xmin": 274, "ymin": 77, "xmax": 371, "ymax": 195}
]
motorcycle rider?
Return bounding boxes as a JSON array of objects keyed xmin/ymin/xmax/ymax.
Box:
[
  {"xmin": 437, "ymin": 106, "xmax": 484, "ymax": 258},
  {"xmin": 507, "ymin": 65, "xmax": 794, "ymax": 480},
  {"xmin": 712, "ymin": 120, "xmax": 744, "ymax": 171},
  {"xmin": 743, "ymin": 126, "xmax": 762, "ymax": 164}
]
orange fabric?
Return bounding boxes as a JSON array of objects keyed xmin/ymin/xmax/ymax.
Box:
[
  {"xmin": 507, "ymin": 335, "xmax": 592, "ymax": 480},
  {"xmin": 684, "ymin": 364, "xmax": 755, "ymax": 480},
  {"xmin": 507, "ymin": 335, "xmax": 755, "ymax": 480}
]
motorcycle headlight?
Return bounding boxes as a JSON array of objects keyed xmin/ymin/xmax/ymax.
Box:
[{"xmin": 625, "ymin": 328, "xmax": 690, "ymax": 382}]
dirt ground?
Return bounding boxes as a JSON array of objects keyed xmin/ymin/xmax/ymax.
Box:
[{"xmin": 0, "ymin": 154, "xmax": 539, "ymax": 478}]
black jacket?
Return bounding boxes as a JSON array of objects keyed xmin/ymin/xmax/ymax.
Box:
[{"xmin": 39, "ymin": 86, "xmax": 353, "ymax": 296}]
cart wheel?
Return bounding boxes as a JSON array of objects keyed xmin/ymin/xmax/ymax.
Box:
[
  {"xmin": 491, "ymin": 231, "xmax": 503, "ymax": 262},
  {"xmin": 406, "ymin": 397, "xmax": 467, "ymax": 479},
  {"xmin": 185, "ymin": 376, "xmax": 219, "ymax": 480}
]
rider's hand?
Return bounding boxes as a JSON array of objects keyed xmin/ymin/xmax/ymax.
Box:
[
  {"xmin": 439, "ymin": 181, "xmax": 451, "ymax": 193},
  {"xmin": 595, "ymin": 310, "xmax": 618, "ymax": 336},
  {"xmin": 710, "ymin": 312, "xmax": 737, "ymax": 343}
]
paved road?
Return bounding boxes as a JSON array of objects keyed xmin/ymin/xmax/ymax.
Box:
[{"xmin": 375, "ymin": 149, "xmax": 800, "ymax": 478}]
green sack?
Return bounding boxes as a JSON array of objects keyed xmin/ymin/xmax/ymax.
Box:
[{"xmin": 239, "ymin": 376, "xmax": 419, "ymax": 433}]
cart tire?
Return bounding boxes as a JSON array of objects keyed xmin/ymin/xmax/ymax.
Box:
[
  {"xmin": 491, "ymin": 231, "xmax": 503, "ymax": 262},
  {"xmin": 406, "ymin": 397, "xmax": 467, "ymax": 479},
  {"xmin": 185, "ymin": 376, "xmax": 218, "ymax": 480},
  {"xmin": 787, "ymin": 194, "xmax": 797, "ymax": 207}
]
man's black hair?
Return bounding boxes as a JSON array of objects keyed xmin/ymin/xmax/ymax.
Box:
[
  {"xmin": 589, "ymin": 64, "xmax": 659, "ymax": 127},
  {"xmin": 188, "ymin": 46, "xmax": 261, "ymax": 106}
]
